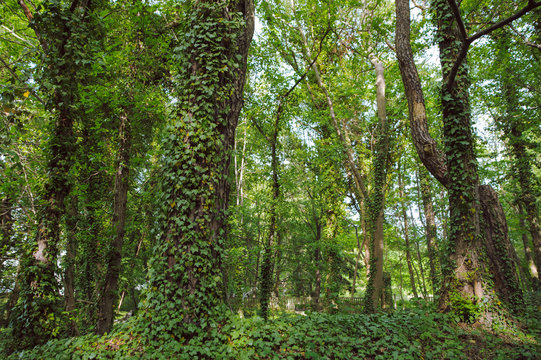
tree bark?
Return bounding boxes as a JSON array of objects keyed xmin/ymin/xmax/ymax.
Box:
[
  {"xmin": 519, "ymin": 203, "xmax": 539, "ymax": 286},
  {"xmin": 418, "ymin": 167, "xmax": 439, "ymax": 293},
  {"xmin": 398, "ymin": 162, "xmax": 418, "ymax": 298},
  {"xmin": 64, "ymin": 196, "xmax": 78, "ymax": 336},
  {"xmin": 364, "ymin": 57, "xmax": 391, "ymax": 312},
  {"xmin": 96, "ymin": 109, "xmax": 131, "ymax": 335},
  {"xmin": 148, "ymin": 0, "xmax": 254, "ymax": 337},
  {"xmin": 14, "ymin": 1, "xmax": 96, "ymax": 347},
  {"xmin": 479, "ymin": 185, "xmax": 523, "ymax": 309},
  {"xmin": 396, "ymin": 0, "xmax": 524, "ymax": 321}
]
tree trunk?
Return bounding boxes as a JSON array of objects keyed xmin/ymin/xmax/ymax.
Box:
[
  {"xmin": 396, "ymin": 0, "xmax": 524, "ymax": 322},
  {"xmin": 479, "ymin": 185, "xmax": 523, "ymax": 310},
  {"xmin": 64, "ymin": 196, "xmax": 78, "ymax": 336},
  {"xmin": 418, "ymin": 167, "xmax": 439, "ymax": 293},
  {"xmin": 398, "ymin": 163, "xmax": 418, "ymax": 298},
  {"xmin": 313, "ymin": 221, "xmax": 322, "ymax": 305},
  {"xmin": 364, "ymin": 57, "xmax": 391, "ymax": 312},
  {"xmin": 96, "ymin": 110, "xmax": 131, "ymax": 335},
  {"xmin": 14, "ymin": 1, "xmax": 96, "ymax": 348},
  {"xmin": 148, "ymin": 0, "xmax": 254, "ymax": 337},
  {"xmin": 519, "ymin": 203, "xmax": 539, "ymax": 286}
]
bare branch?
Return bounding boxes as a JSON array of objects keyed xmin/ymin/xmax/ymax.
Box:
[
  {"xmin": 467, "ymin": 1, "xmax": 541, "ymax": 44},
  {"xmin": 509, "ymin": 23, "xmax": 541, "ymax": 50},
  {"xmin": 446, "ymin": 1, "xmax": 541, "ymax": 90}
]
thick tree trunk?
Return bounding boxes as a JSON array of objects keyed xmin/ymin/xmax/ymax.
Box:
[
  {"xmin": 434, "ymin": 0, "xmax": 487, "ymax": 317},
  {"xmin": 479, "ymin": 185, "xmax": 523, "ymax": 310},
  {"xmin": 14, "ymin": 1, "xmax": 95, "ymax": 348},
  {"xmin": 96, "ymin": 110, "xmax": 131, "ymax": 335},
  {"xmin": 396, "ymin": 0, "xmax": 524, "ymax": 322},
  {"xmin": 148, "ymin": 0, "xmax": 254, "ymax": 337}
]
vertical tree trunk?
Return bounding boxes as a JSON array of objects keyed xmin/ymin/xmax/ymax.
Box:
[
  {"xmin": 351, "ymin": 224, "xmax": 362, "ymax": 296},
  {"xmin": 398, "ymin": 163, "xmax": 418, "ymax": 298},
  {"xmin": 396, "ymin": 0, "xmax": 525, "ymax": 322},
  {"xmin": 64, "ymin": 196, "xmax": 78, "ymax": 336},
  {"xmin": 433, "ymin": 0, "xmax": 487, "ymax": 316},
  {"xmin": 148, "ymin": 0, "xmax": 254, "ymax": 337},
  {"xmin": 479, "ymin": 185, "xmax": 523, "ymax": 310},
  {"xmin": 414, "ymin": 236, "xmax": 429, "ymax": 298},
  {"xmin": 14, "ymin": 0, "xmax": 96, "ymax": 348},
  {"xmin": 96, "ymin": 110, "xmax": 131, "ymax": 335},
  {"xmin": 418, "ymin": 167, "xmax": 439, "ymax": 293},
  {"xmin": 519, "ymin": 203, "xmax": 539, "ymax": 286},
  {"xmin": 313, "ymin": 222, "xmax": 322, "ymax": 305},
  {"xmin": 364, "ymin": 57, "xmax": 391, "ymax": 312}
]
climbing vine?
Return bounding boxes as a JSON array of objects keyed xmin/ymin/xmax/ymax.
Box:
[{"xmin": 145, "ymin": 0, "xmax": 249, "ymax": 339}]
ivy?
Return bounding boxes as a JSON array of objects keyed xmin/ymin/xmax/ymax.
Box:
[{"xmin": 145, "ymin": 0, "xmax": 247, "ymax": 340}]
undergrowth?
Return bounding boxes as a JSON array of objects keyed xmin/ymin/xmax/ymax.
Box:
[{"xmin": 3, "ymin": 296, "xmax": 540, "ymax": 359}]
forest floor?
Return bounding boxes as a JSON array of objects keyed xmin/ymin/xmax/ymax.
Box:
[{"xmin": 3, "ymin": 293, "xmax": 540, "ymax": 359}]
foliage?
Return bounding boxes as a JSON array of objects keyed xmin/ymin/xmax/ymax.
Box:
[{"xmin": 5, "ymin": 305, "xmax": 540, "ymax": 359}]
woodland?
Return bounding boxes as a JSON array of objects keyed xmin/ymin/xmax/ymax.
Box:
[{"xmin": 0, "ymin": 0, "xmax": 540, "ymax": 358}]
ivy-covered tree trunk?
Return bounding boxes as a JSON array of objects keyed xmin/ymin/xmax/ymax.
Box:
[
  {"xmin": 12, "ymin": 0, "xmax": 97, "ymax": 349},
  {"xmin": 396, "ymin": 0, "xmax": 524, "ymax": 321},
  {"xmin": 259, "ymin": 128, "xmax": 279, "ymax": 320},
  {"xmin": 254, "ymin": 98, "xmax": 284, "ymax": 320},
  {"xmin": 432, "ymin": 0, "xmax": 488, "ymax": 317},
  {"xmin": 96, "ymin": 109, "xmax": 131, "ymax": 335},
  {"xmin": 64, "ymin": 196, "xmax": 79, "ymax": 336},
  {"xmin": 363, "ymin": 58, "xmax": 391, "ymax": 312},
  {"xmin": 147, "ymin": 0, "xmax": 253, "ymax": 337}
]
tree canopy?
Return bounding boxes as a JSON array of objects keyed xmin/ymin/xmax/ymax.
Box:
[{"xmin": 1, "ymin": 0, "xmax": 540, "ymax": 358}]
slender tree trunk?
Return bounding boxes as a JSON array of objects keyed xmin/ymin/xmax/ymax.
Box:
[
  {"xmin": 313, "ymin": 222, "xmax": 322, "ymax": 305},
  {"xmin": 259, "ymin": 133, "xmax": 279, "ymax": 319},
  {"xmin": 64, "ymin": 196, "xmax": 78, "ymax": 336},
  {"xmin": 351, "ymin": 224, "xmax": 361, "ymax": 296},
  {"xmin": 414, "ymin": 236, "xmax": 429, "ymax": 298},
  {"xmin": 14, "ymin": 1, "xmax": 95, "ymax": 347},
  {"xmin": 364, "ymin": 57, "xmax": 391, "ymax": 312},
  {"xmin": 96, "ymin": 110, "xmax": 131, "ymax": 335},
  {"xmin": 398, "ymin": 162, "xmax": 418, "ymax": 298},
  {"xmin": 418, "ymin": 167, "xmax": 439, "ymax": 293},
  {"xmin": 519, "ymin": 203, "xmax": 539, "ymax": 286}
]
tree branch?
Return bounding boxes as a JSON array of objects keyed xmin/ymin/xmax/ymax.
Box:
[
  {"xmin": 447, "ymin": 0, "xmax": 467, "ymax": 41},
  {"xmin": 467, "ymin": 1, "xmax": 541, "ymax": 44},
  {"xmin": 445, "ymin": 1, "xmax": 541, "ymax": 90},
  {"xmin": 18, "ymin": 0, "xmax": 48, "ymax": 52}
]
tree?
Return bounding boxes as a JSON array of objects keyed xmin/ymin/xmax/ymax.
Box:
[
  {"xmin": 11, "ymin": 0, "xmax": 103, "ymax": 348},
  {"xmin": 146, "ymin": 0, "xmax": 254, "ymax": 337},
  {"xmin": 395, "ymin": 0, "xmax": 537, "ymax": 320}
]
